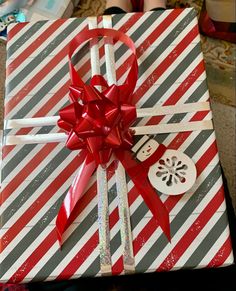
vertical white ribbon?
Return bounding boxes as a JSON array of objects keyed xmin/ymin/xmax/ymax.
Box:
[
  {"xmin": 103, "ymin": 15, "xmax": 135, "ymax": 273},
  {"xmin": 88, "ymin": 17, "xmax": 112, "ymax": 275}
]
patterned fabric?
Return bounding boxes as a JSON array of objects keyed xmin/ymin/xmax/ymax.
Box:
[{"xmin": 0, "ymin": 9, "xmax": 233, "ymax": 284}]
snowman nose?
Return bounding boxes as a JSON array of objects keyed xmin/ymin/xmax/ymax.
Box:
[{"xmin": 147, "ymin": 148, "xmax": 152, "ymax": 152}]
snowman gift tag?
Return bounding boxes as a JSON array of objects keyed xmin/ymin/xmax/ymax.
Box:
[{"xmin": 133, "ymin": 135, "xmax": 197, "ymax": 195}]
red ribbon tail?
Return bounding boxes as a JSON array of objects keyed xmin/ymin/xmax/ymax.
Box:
[
  {"xmin": 116, "ymin": 150, "xmax": 171, "ymax": 241},
  {"xmin": 56, "ymin": 152, "xmax": 96, "ymax": 246}
]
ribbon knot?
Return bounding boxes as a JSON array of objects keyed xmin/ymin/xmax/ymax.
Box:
[{"xmin": 58, "ymin": 78, "xmax": 136, "ymax": 165}]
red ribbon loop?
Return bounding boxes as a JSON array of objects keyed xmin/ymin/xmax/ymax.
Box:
[{"xmin": 56, "ymin": 28, "xmax": 170, "ymax": 246}]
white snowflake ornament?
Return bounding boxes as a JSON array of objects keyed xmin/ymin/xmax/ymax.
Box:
[{"xmin": 134, "ymin": 136, "xmax": 197, "ymax": 195}]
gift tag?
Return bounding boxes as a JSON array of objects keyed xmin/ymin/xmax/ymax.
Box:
[{"xmin": 135, "ymin": 136, "xmax": 197, "ymax": 195}]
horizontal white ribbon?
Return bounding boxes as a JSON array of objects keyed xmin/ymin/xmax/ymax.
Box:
[
  {"xmin": 4, "ymin": 120, "xmax": 213, "ymax": 145},
  {"xmin": 4, "ymin": 102, "xmax": 210, "ymax": 129}
]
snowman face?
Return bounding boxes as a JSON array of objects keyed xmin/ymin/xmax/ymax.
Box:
[{"xmin": 136, "ymin": 139, "xmax": 159, "ymax": 162}]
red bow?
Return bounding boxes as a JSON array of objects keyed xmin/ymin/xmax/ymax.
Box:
[
  {"xmin": 56, "ymin": 28, "xmax": 171, "ymax": 245},
  {"xmin": 58, "ymin": 79, "xmax": 136, "ymax": 165}
]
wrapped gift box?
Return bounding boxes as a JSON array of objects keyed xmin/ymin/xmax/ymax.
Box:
[{"xmin": 0, "ymin": 8, "xmax": 234, "ymax": 284}]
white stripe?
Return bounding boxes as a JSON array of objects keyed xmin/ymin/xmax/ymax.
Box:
[
  {"xmin": 116, "ymin": 10, "xmax": 197, "ymax": 85},
  {"xmin": 5, "ymin": 20, "xmax": 87, "ymax": 103},
  {"xmin": 136, "ymin": 75, "xmax": 208, "ymax": 128},
  {"xmin": 139, "ymin": 163, "xmax": 222, "ymax": 268},
  {"xmin": 74, "ymin": 246, "xmax": 100, "ymax": 277},
  {"xmin": 221, "ymin": 251, "xmax": 234, "ymax": 266},
  {"xmin": 0, "ymin": 168, "xmax": 102, "ymax": 278},
  {"xmin": 5, "ymin": 14, "xmax": 139, "ymax": 119},
  {"xmin": 0, "ymin": 149, "xmax": 78, "ymax": 232},
  {"xmin": 6, "ymin": 19, "xmax": 80, "ymax": 86},
  {"xmin": 173, "ymin": 204, "xmax": 226, "ymax": 268},
  {"xmin": 172, "ymin": 209, "xmax": 225, "ymax": 269},
  {"xmin": 170, "ymin": 155, "xmax": 221, "ymax": 216},
  {"xmin": 193, "ymin": 226, "xmax": 231, "ymax": 268},
  {"xmin": 6, "ymin": 21, "xmax": 48, "ymax": 53},
  {"xmin": 6, "ymin": 11, "xmax": 136, "ymax": 99},
  {"xmin": 1, "ymin": 142, "xmax": 65, "ymax": 186},
  {"xmin": 135, "ymin": 35, "xmax": 202, "ymax": 108},
  {"xmin": 0, "ymin": 224, "xmax": 54, "ymax": 282}
]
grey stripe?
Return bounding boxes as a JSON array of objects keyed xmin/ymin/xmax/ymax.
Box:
[
  {"xmin": 102, "ymin": 10, "xmax": 196, "ymax": 84},
  {"xmin": 140, "ymin": 43, "xmax": 202, "ymax": 109},
  {"xmin": 0, "ymin": 190, "xmax": 66, "ymax": 277},
  {"xmin": 135, "ymin": 163, "xmax": 222, "ymax": 272},
  {"xmin": 31, "ymin": 183, "xmax": 117, "ymax": 281},
  {"xmin": 2, "ymin": 126, "xmax": 55, "ymax": 181},
  {"xmin": 135, "ymin": 79, "xmax": 209, "ymax": 144},
  {"xmin": 7, "ymin": 21, "xmax": 48, "ymax": 58},
  {"xmin": 184, "ymin": 129, "xmax": 213, "ymax": 157},
  {"xmin": 1, "ymin": 146, "xmax": 72, "ymax": 226},
  {"xmin": 7, "ymin": 18, "xmax": 85, "ymax": 95},
  {"xmin": 112, "ymin": 13, "xmax": 130, "ymax": 26},
  {"xmin": 100, "ymin": 12, "xmax": 167, "ymax": 77},
  {"xmin": 7, "ymin": 43, "xmax": 89, "ymax": 120},
  {"xmin": 183, "ymin": 212, "xmax": 228, "ymax": 268}
]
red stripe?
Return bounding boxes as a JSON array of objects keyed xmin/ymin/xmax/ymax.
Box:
[
  {"xmin": 56, "ymin": 232, "xmax": 99, "ymax": 281},
  {"xmin": 115, "ymin": 9, "xmax": 184, "ymax": 82},
  {"xmin": 119, "ymin": 25, "xmax": 199, "ymax": 103},
  {"xmin": 7, "ymin": 20, "xmax": 67, "ymax": 76},
  {"xmin": 132, "ymin": 140, "xmax": 218, "ymax": 256},
  {"xmin": 145, "ymin": 61, "xmax": 206, "ymax": 127},
  {"xmin": 7, "ymin": 22, "xmax": 29, "ymax": 40},
  {"xmin": 167, "ymin": 110, "xmax": 210, "ymax": 150},
  {"xmin": 157, "ymin": 186, "xmax": 225, "ymax": 271},
  {"xmin": 9, "ymin": 230, "xmax": 57, "ymax": 283},
  {"xmin": 0, "ymin": 157, "xmax": 114, "ymax": 252},
  {"xmin": 5, "ymin": 27, "xmax": 84, "ymax": 117},
  {"xmin": 0, "ymin": 151, "xmax": 87, "ymax": 252},
  {"xmin": 195, "ymin": 140, "xmax": 218, "ymax": 174},
  {"xmin": 1, "ymin": 143, "xmax": 58, "ymax": 205},
  {"xmin": 207, "ymin": 236, "xmax": 233, "ymax": 268},
  {"xmin": 112, "ymin": 257, "xmax": 123, "ymax": 275}
]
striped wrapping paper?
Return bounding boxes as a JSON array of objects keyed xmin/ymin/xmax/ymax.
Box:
[{"xmin": 0, "ymin": 8, "xmax": 234, "ymax": 284}]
